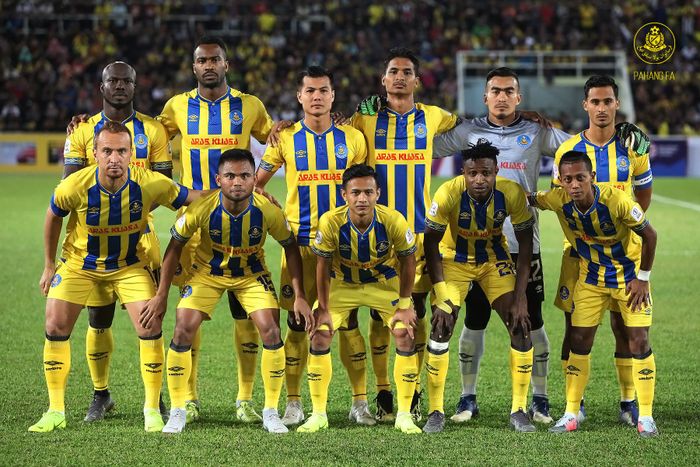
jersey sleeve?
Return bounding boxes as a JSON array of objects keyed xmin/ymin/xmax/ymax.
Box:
[
  {"xmin": 539, "ymin": 127, "xmax": 572, "ymax": 158},
  {"xmin": 425, "ymin": 182, "xmax": 454, "ymax": 232},
  {"xmin": 264, "ymin": 202, "xmax": 295, "ymax": 246},
  {"xmin": 157, "ymin": 96, "xmax": 180, "ymax": 139},
  {"xmin": 616, "ymin": 192, "xmax": 649, "ymax": 233},
  {"xmin": 435, "ymin": 107, "xmax": 459, "ymax": 134},
  {"xmin": 533, "ymin": 189, "xmax": 559, "ymax": 211},
  {"xmin": 259, "ymin": 139, "xmax": 284, "ymax": 173},
  {"xmin": 507, "ymin": 184, "xmax": 535, "ymax": 230},
  {"xmin": 63, "ymin": 124, "xmax": 89, "ymax": 167},
  {"xmin": 311, "ymin": 213, "xmax": 336, "ymax": 258},
  {"xmin": 148, "ymin": 120, "xmax": 173, "ymax": 172},
  {"xmin": 50, "ymin": 178, "xmax": 79, "ymax": 217},
  {"xmin": 631, "ymin": 151, "xmax": 653, "ymax": 190},
  {"xmin": 250, "ymin": 96, "xmax": 274, "ymax": 143},
  {"xmin": 151, "ymin": 172, "xmax": 188, "ymax": 210},
  {"xmin": 348, "ymin": 129, "xmax": 368, "ymax": 165},
  {"xmin": 170, "ymin": 202, "xmax": 201, "ymax": 242},
  {"xmin": 432, "ymin": 119, "xmax": 474, "ymax": 159},
  {"xmin": 388, "ymin": 214, "xmax": 417, "ymax": 257},
  {"xmin": 551, "ymin": 145, "xmax": 566, "ymax": 187}
]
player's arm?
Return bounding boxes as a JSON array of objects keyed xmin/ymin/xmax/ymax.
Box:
[
  {"xmin": 390, "ymin": 251, "xmax": 417, "ymax": 337},
  {"xmin": 432, "ymin": 120, "xmax": 473, "ymax": 159},
  {"xmin": 634, "ymin": 187, "xmax": 652, "ymax": 212},
  {"xmin": 141, "ymin": 235, "xmax": 186, "ymax": 329},
  {"xmin": 255, "ymin": 144, "xmax": 284, "ymax": 207},
  {"xmin": 281, "ymin": 236, "xmax": 313, "ymax": 332},
  {"xmin": 313, "ymin": 255, "xmax": 334, "ymax": 337},
  {"xmin": 626, "ymin": 220, "xmax": 657, "ymax": 312},
  {"xmin": 39, "ymin": 207, "xmax": 64, "ymax": 296},
  {"xmin": 511, "ymin": 224, "xmax": 534, "ymax": 334},
  {"xmin": 149, "ymin": 121, "xmax": 174, "ymax": 179},
  {"xmin": 63, "ymin": 160, "xmax": 85, "ymax": 179}
]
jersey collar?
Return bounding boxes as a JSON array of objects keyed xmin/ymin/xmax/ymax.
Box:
[
  {"xmin": 347, "ymin": 208, "xmax": 376, "ymax": 236},
  {"xmin": 386, "ymin": 106, "xmax": 417, "ymax": 118},
  {"xmin": 301, "ymin": 120, "xmax": 335, "ymax": 137},
  {"xmin": 101, "ymin": 110, "xmax": 136, "ymax": 125},
  {"xmin": 197, "ymin": 86, "xmax": 232, "ymax": 104},
  {"xmin": 466, "ymin": 188, "xmax": 494, "ymax": 207},
  {"xmin": 572, "ymin": 184, "xmax": 600, "ymax": 216},
  {"xmin": 220, "ymin": 192, "xmax": 253, "ymax": 218},
  {"xmin": 580, "ymin": 131, "xmax": 615, "ymax": 149},
  {"xmin": 486, "ymin": 114, "xmax": 522, "ymax": 128},
  {"xmin": 95, "ymin": 167, "xmax": 131, "ymax": 196}
]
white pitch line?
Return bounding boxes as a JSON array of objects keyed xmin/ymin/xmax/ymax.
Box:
[{"xmin": 653, "ymin": 194, "xmax": 700, "ymax": 213}]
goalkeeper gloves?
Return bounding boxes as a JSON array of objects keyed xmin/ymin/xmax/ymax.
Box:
[
  {"xmin": 356, "ymin": 95, "xmax": 387, "ymax": 116},
  {"xmin": 615, "ymin": 122, "xmax": 651, "ymax": 156}
]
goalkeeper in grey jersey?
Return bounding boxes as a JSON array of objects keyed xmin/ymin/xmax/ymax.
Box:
[{"xmin": 431, "ymin": 67, "xmax": 650, "ymax": 425}]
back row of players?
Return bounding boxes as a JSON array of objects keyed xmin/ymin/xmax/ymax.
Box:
[{"xmin": 30, "ymin": 37, "xmax": 658, "ymax": 437}]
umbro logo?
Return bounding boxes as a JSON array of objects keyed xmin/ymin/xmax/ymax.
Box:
[
  {"xmin": 566, "ymin": 365, "xmax": 581, "ymax": 372},
  {"xmin": 425, "ymin": 363, "xmax": 437, "ymax": 372},
  {"xmin": 518, "ymin": 364, "xmax": 533, "ymax": 370},
  {"xmin": 638, "ymin": 368, "xmax": 654, "ymax": 376},
  {"xmin": 89, "ymin": 352, "xmax": 108, "ymax": 358},
  {"xmin": 373, "ymin": 345, "xmax": 388, "ymax": 352},
  {"xmin": 168, "ymin": 366, "xmax": 185, "ymax": 372},
  {"xmin": 144, "ymin": 363, "xmax": 162, "ymax": 369},
  {"xmin": 269, "ymin": 369, "xmax": 285, "ymax": 377},
  {"xmin": 307, "ymin": 372, "xmax": 321, "ymax": 378},
  {"xmin": 241, "ymin": 342, "xmax": 259, "ymax": 350},
  {"xmin": 286, "ymin": 356, "xmax": 301, "ymax": 364},
  {"xmin": 350, "ymin": 352, "xmax": 366, "ymax": 360},
  {"xmin": 403, "ymin": 373, "xmax": 418, "ymax": 379},
  {"xmin": 44, "ymin": 360, "xmax": 62, "ymax": 366},
  {"xmin": 458, "ymin": 353, "xmax": 472, "ymax": 362}
]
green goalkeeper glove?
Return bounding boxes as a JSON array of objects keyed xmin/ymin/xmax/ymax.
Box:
[
  {"xmin": 356, "ymin": 95, "xmax": 387, "ymax": 116},
  {"xmin": 616, "ymin": 122, "xmax": 651, "ymax": 156}
]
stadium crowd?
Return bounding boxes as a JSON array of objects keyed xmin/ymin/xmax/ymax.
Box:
[{"xmin": 0, "ymin": 0, "xmax": 698, "ymax": 134}]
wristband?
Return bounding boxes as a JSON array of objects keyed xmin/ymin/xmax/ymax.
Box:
[
  {"xmin": 398, "ymin": 297, "xmax": 412, "ymax": 309},
  {"xmin": 637, "ymin": 269, "xmax": 651, "ymax": 281},
  {"xmin": 433, "ymin": 281, "xmax": 449, "ymax": 302}
]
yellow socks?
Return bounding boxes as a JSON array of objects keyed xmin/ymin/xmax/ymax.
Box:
[
  {"xmin": 86, "ymin": 326, "xmax": 113, "ymax": 392},
  {"xmin": 426, "ymin": 341, "xmax": 450, "ymax": 413},
  {"xmin": 166, "ymin": 341, "xmax": 192, "ymax": 408},
  {"xmin": 185, "ymin": 326, "xmax": 201, "ymax": 401},
  {"xmin": 139, "ymin": 334, "xmax": 164, "ymax": 410},
  {"xmin": 307, "ymin": 349, "xmax": 332, "ymax": 414},
  {"xmin": 614, "ymin": 353, "xmax": 636, "ymax": 401},
  {"xmin": 369, "ymin": 315, "xmax": 391, "ymax": 392},
  {"xmin": 284, "ymin": 328, "xmax": 308, "ymax": 402},
  {"xmin": 565, "ymin": 352, "xmax": 590, "ymax": 414},
  {"xmin": 633, "ymin": 350, "xmax": 656, "ymax": 417},
  {"xmin": 261, "ymin": 342, "xmax": 285, "ymax": 410},
  {"xmin": 510, "ymin": 346, "xmax": 534, "ymax": 413},
  {"xmin": 44, "ymin": 337, "xmax": 71, "ymax": 413},
  {"xmin": 339, "ymin": 328, "xmax": 368, "ymax": 402},
  {"xmin": 413, "ymin": 318, "xmax": 427, "ymax": 392},
  {"xmin": 234, "ymin": 318, "xmax": 259, "ymax": 401},
  {"xmin": 394, "ymin": 350, "xmax": 418, "ymax": 413}
]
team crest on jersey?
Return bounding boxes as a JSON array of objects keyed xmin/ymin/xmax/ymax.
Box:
[
  {"xmin": 335, "ymin": 143, "xmax": 348, "ymax": 159},
  {"xmin": 517, "ymin": 135, "xmax": 532, "ymax": 147},
  {"xmin": 230, "ymin": 110, "xmax": 243, "ymax": 125},
  {"xmin": 281, "ymin": 284, "xmax": 294, "ymax": 299},
  {"xmin": 493, "ymin": 209, "xmax": 507, "ymax": 223},
  {"xmin": 376, "ymin": 240, "xmax": 390, "ymax": 253},
  {"xmin": 249, "ymin": 226, "xmax": 262, "ymax": 239},
  {"xmin": 51, "ymin": 274, "xmax": 62, "ymax": 288},
  {"xmin": 188, "ymin": 114, "xmax": 198, "ymax": 122},
  {"xmin": 295, "ymin": 149, "xmax": 307, "ymax": 158},
  {"xmin": 181, "ymin": 285, "xmax": 193, "ymax": 298},
  {"xmin": 134, "ymin": 134, "xmax": 148, "ymax": 150},
  {"xmin": 559, "ymin": 285, "xmax": 570, "ymax": 300},
  {"xmin": 599, "ymin": 221, "xmax": 615, "ymax": 234},
  {"xmin": 375, "ymin": 128, "xmax": 387, "ymax": 137},
  {"xmin": 617, "ymin": 156, "xmax": 629, "ymax": 172},
  {"xmin": 414, "ymin": 123, "xmax": 427, "ymax": 139},
  {"xmin": 129, "ymin": 201, "xmax": 143, "ymax": 214}
]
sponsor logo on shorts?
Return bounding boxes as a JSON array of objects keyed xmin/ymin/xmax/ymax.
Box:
[
  {"xmin": 414, "ymin": 123, "xmax": 427, "ymax": 139},
  {"xmin": 180, "ymin": 285, "xmax": 193, "ymax": 298},
  {"xmin": 51, "ymin": 274, "xmax": 62, "ymax": 287},
  {"xmin": 134, "ymin": 134, "xmax": 149, "ymax": 150},
  {"xmin": 281, "ymin": 284, "xmax": 294, "ymax": 299},
  {"xmin": 559, "ymin": 285, "xmax": 570, "ymax": 300},
  {"xmin": 334, "ymin": 143, "xmax": 348, "ymax": 159}
]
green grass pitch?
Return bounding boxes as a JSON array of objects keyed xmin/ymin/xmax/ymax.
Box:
[{"xmin": 0, "ymin": 173, "xmax": 698, "ymax": 465}]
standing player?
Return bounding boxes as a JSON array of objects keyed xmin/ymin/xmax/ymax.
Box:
[
  {"xmin": 531, "ymin": 151, "xmax": 658, "ymax": 437},
  {"xmin": 29, "ymin": 122, "xmax": 198, "ymax": 433},
  {"xmin": 298, "ymin": 164, "xmax": 421, "ymax": 435},
  {"xmin": 158, "ymin": 36, "xmax": 278, "ymax": 423},
  {"xmin": 552, "ymin": 76, "xmax": 653, "ymax": 425},
  {"xmin": 423, "ymin": 140, "xmax": 536, "ymax": 433},
  {"xmin": 351, "ymin": 47, "xmax": 459, "ymax": 421},
  {"xmin": 63, "ymin": 61, "xmax": 172, "ymax": 422},
  {"xmin": 255, "ymin": 66, "xmax": 370, "ymax": 426},
  {"xmin": 144, "ymin": 149, "xmax": 312, "ymax": 434}
]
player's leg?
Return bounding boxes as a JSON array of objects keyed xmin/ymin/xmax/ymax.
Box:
[
  {"xmin": 228, "ymin": 292, "xmax": 262, "ymax": 422},
  {"xmin": 369, "ymin": 308, "xmax": 393, "ymax": 421},
  {"xmin": 391, "ymin": 323, "xmax": 420, "ymax": 434},
  {"xmin": 339, "ymin": 310, "xmax": 373, "ymax": 426},
  {"xmin": 453, "ymin": 282, "xmax": 490, "ymax": 423},
  {"xmin": 84, "ymin": 300, "xmax": 117, "ymax": 422},
  {"xmin": 410, "ymin": 291, "xmax": 428, "ymax": 421},
  {"xmin": 610, "ymin": 310, "xmax": 638, "ymax": 426}
]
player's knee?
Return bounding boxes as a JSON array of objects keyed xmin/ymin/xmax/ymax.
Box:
[
  {"xmin": 258, "ymin": 325, "xmax": 281, "ymax": 347},
  {"xmin": 138, "ymin": 331, "xmax": 163, "ymax": 341},
  {"xmin": 391, "ymin": 327, "xmax": 414, "ymax": 348},
  {"xmin": 227, "ymin": 291, "xmax": 247, "ymax": 320},
  {"xmin": 626, "ymin": 328, "xmax": 650, "ymax": 355},
  {"xmin": 173, "ymin": 323, "xmax": 196, "ymax": 346},
  {"xmin": 310, "ymin": 330, "xmax": 332, "ymax": 351},
  {"xmin": 286, "ymin": 313, "xmax": 306, "ymax": 332},
  {"xmin": 509, "ymin": 328, "xmax": 532, "ymax": 352},
  {"xmin": 45, "ymin": 317, "xmax": 73, "ymax": 337},
  {"xmin": 610, "ymin": 313, "xmax": 628, "ymax": 340},
  {"xmin": 569, "ymin": 331, "xmax": 593, "ymax": 355},
  {"xmin": 88, "ymin": 303, "xmax": 116, "ymax": 328}
]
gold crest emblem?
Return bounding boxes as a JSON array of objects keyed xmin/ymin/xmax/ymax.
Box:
[{"xmin": 634, "ymin": 22, "xmax": 675, "ymax": 64}]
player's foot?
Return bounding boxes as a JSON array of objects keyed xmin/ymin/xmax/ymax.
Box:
[
  {"xmin": 528, "ymin": 395, "xmax": 553, "ymax": 424},
  {"xmin": 84, "ymin": 391, "xmax": 115, "ymax": 422},
  {"xmin": 281, "ymin": 400, "xmax": 304, "ymax": 426},
  {"xmin": 297, "ymin": 413, "xmax": 329, "ymax": 433},
  {"xmin": 619, "ymin": 400, "xmax": 639, "ymax": 427},
  {"xmin": 262, "ymin": 408, "xmax": 288, "ymax": 434},
  {"xmin": 144, "ymin": 408, "xmax": 165, "ymax": 432},
  {"xmin": 451, "ymin": 394, "xmax": 479, "ymax": 423},
  {"xmin": 348, "ymin": 400, "xmax": 377, "ymax": 426},
  {"xmin": 395, "ymin": 412, "xmax": 422, "ymax": 434},
  {"xmin": 185, "ymin": 400, "xmax": 201, "ymax": 424},
  {"xmin": 410, "ymin": 390, "xmax": 423, "ymax": 422},
  {"xmin": 510, "ymin": 409, "xmax": 536, "ymax": 432},
  {"xmin": 549, "ymin": 412, "xmax": 578, "ymax": 433},
  {"xmin": 374, "ymin": 389, "xmax": 395, "ymax": 422},
  {"xmin": 28, "ymin": 410, "xmax": 66, "ymax": 433},
  {"xmin": 637, "ymin": 416, "xmax": 659, "ymax": 438},
  {"xmin": 577, "ymin": 399, "xmax": 587, "ymax": 423},
  {"xmin": 236, "ymin": 400, "xmax": 262, "ymax": 423},
  {"xmin": 422, "ymin": 410, "xmax": 445, "ymax": 433},
  {"xmin": 159, "ymin": 393, "xmax": 168, "ymax": 420},
  {"xmin": 162, "ymin": 408, "xmax": 187, "ymax": 434}
]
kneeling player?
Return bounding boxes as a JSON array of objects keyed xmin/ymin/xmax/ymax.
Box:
[
  {"xmin": 147, "ymin": 149, "xmax": 312, "ymax": 434},
  {"xmin": 298, "ymin": 164, "xmax": 422, "ymax": 434},
  {"xmin": 423, "ymin": 140, "xmax": 536, "ymax": 433},
  {"xmin": 531, "ymin": 151, "xmax": 658, "ymax": 437}
]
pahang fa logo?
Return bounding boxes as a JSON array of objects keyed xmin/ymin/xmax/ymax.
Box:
[{"xmin": 633, "ymin": 22, "xmax": 676, "ymax": 81}]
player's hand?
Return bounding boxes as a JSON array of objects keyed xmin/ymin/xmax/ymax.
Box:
[
  {"xmin": 254, "ymin": 186, "xmax": 282, "ymax": 208},
  {"xmin": 331, "ymin": 111, "xmax": 351, "ymax": 126},
  {"xmin": 292, "ymin": 297, "xmax": 314, "ymax": 333},
  {"xmin": 356, "ymin": 95, "xmax": 387, "ymax": 116},
  {"xmin": 390, "ymin": 306, "xmax": 417, "ymax": 339},
  {"xmin": 66, "ymin": 114, "xmax": 89, "ymax": 135},
  {"xmin": 626, "ymin": 278, "xmax": 651, "ymax": 312},
  {"xmin": 310, "ymin": 307, "xmax": 333, "ymax": 339},
  {"xmin": 616, "ymin": 122, "xmax": 651, "ymax": 156},
  {"xmin": 507, "ymin": 298, "xmax": 531, "ymax": 338},
  {"xmin": 519, "ymin": 110, "xmax": 552, "ymax": 128},
  {"xmin": 141, "ymin": 293, "xmax": 167, "ymax": 329},
  {"xmin": 266, "ymin": 120, "xmax": 294, "ymax": 147},
  {"xmin": 39, "ymin": 264, "xmax": 56, "ymax": 296},
  {"xmin": 431, "ymin": 305, "xmax": 457, "ymax": 340}
]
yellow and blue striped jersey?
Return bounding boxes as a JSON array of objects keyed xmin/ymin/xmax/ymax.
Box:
[
  {"xmin": 552, "ymin": 132, "xmax": 653, "ymax": 194},
  {"xmin": 426, "ymin": 176, "xmax": 534, "ymax": 264},
  {"xmin": 313, "ymin": 204, "xmax": 417, "ymax": 284},
  {"xmin": 64, "ymin": 111, "xmax": 172, "ymax": 171},
  {"xmin": 260, "ymin": 121, "xmax": 368, "ymax": 246},
  {"xmin": 159, "ymin": 87, "xmax": 274, "ymax": 190},
  {"xmin": 534, "ymin": 185, "xmax": 648, "ymax": 288},
  {"xmin": 50, "ymin": 166, "xmax": 188, "ymax": 271},
  {"xmin": 171, "ymin": 191, "xmax": 294, "ymax": 278},
  {"xmin": 351, "ymin": 103, "xmax": 457, "ymax": 233}
]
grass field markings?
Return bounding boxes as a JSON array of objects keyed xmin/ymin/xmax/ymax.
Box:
[{"xmin": 653, "ymin": 194, "xmax": 700, "ymax": 212}]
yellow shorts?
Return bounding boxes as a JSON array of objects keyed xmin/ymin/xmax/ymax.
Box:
[
  {"xmin": 85, "ymin": 227, "xmax": 161, "ymax": 307},
  {"xmin": 554, "ymin": 246, "xmax": 579, "ymax": 313},
  {"xmin": 413, "ymin": 233, "xmax": 431, "ymax": 294},
  {"xmin": 48, "ymin": 260, "xmax": 156, "ymax": 306},
  {"xmin": 572, "ymin": 281, "xmax": 653, "ymax": 327},
  {"xmin": 173, "ymin": 207, "xmax": 198, "ymax": 287},
  {"xmin": 430, "ymin": 260, "xmax": 515, "ymax": 308},
  {"xmin": 315, "ymin": 276, "xmax": 406, "ymax": 331},
  {"xmin": 177, "ymin": 270, "xmax": 279, "ymax": 317},
  {"xmin": 279, "ymin": 245, "xmax": 317, "ymax": 311}
]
